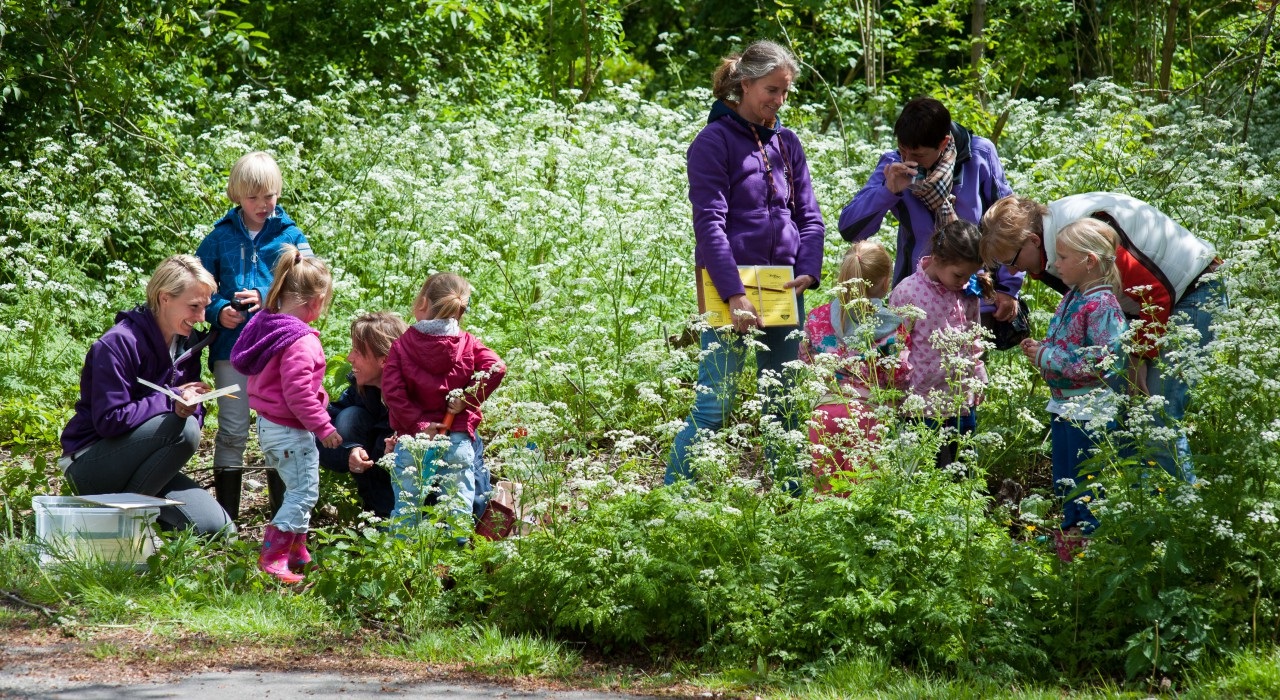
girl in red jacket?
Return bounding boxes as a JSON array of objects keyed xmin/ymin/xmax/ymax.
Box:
[
  {"xmin": 230, "ymin": 246, "xmax": 341, "ymax": 583},
  {"xmin": 383, "ymin": 272, "xmax": 506, "ymax": 531}
]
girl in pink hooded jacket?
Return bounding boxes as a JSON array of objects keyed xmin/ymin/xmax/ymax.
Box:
[
  {"xmin": 383, "ymin": 272, "xmax": 505, "ymax": 531},
  {"xmin": 231, "ymin": 245, "xmax": 340, "ymax": 583}
]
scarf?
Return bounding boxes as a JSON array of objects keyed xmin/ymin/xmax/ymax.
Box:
[{"xmin": 909, "ymin": 134, "xmax": 958, "ymax": 226}]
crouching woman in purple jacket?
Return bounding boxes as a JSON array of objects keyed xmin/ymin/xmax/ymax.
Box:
[
  {"xmin": 59, "ymin": 255, "xmax": 235, "ymax": 534},
  {"xmin": 665, "ymin": 40, "xmax": 826, "ymax": 486}
]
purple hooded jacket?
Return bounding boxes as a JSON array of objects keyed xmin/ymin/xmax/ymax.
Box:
[
  {"xmin": 690, "ymin": 101, "xmax": 825, "ymax": 302},
  {"xmin": 61, "ymin": 307, "xmax": 210, "ymax": 456},
  {"xmin": 837, "ymin": 124, "xmax": 1022, "ymax": 303}
]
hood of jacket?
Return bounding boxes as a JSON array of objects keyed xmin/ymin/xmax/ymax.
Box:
[
  {"xmin": 398, "ymin": 324, "xmax": 468, "ymax": 376},
  {"xmin": 707, "ymin": 99, "xmax": 780, "ymax": 145},
  {"xmin": 230, "ymin": 309, "xmax": 317, "ymax": 376}
]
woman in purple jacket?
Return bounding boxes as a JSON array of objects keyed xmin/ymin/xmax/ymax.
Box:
[
  {"xmin": 59, "ymin": 255, "xmax": 235, "ymax": 534},
  {"xmin": 665, "ymin": 40, "xmax": 826, "ymax": 486}
]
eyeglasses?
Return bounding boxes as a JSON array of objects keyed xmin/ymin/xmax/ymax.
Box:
[{"xmin": 996, "ymin": 244, "xmax": 1024, "ymax": 270}]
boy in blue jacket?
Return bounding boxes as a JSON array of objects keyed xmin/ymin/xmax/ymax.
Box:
[{"xmin": 196, "ymin": 151, "xmax": 313, "ymax": 520}]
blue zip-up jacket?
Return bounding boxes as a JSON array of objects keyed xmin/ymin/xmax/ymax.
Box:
[
  {"xmin": 837, "ymin": 123, "xmax": 1022, "ymax": 303},
  {"xmin": 196, "ymin": 205, "xmax": 312, "ymax": 369},
  {"xmin": 688, "ymin": 100, "xmax": 825, "ymax": 302},
  {"xmin": 61, "ymin": 307, "xmax": 211, "ymax": 456}
]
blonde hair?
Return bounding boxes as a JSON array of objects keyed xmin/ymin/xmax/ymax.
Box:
[
  {"xmin": 350, "ymin": 311, "xmax": 407, "ymax": 359},
  {"xmin": 413, "ymin": 272, "xmax": 471, "ymax": 320},
  {"xmin": 264, "ymin": 245, "xmax": 333, "ymax": 314},
  {"xmin": 836, "ymin": 241, "xmax": 893, "ymax": 308},
  {"xmin": 979, "ymin": 195, "xmax": 1048, "ymax": 265},
  {"xmin": 146, "ymin": 254, "xmax": 215, "ymax": 313},
  {"xmin": 711, "ymin": 40, "xmax": 800, "ymax": 102},
  {"xmin": 1057, "ymin": 218, "xmax": 1122, "ymax": 295},
  {"xmin": 226, "ymin": 151, "xmax": 283, "ymax": 203}
]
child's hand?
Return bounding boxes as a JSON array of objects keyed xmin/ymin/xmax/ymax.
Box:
[
  {"xmin": 234, "ymin": 289, "xmax": 262, "ymax": 313},
  {"xmin": 348, "ymin": 446, "xmax": 374, "ymax": 474},
  {"xmin": 384, "ymin": 436, "xmax": 397, "ymax": 456},
  {"xmin": 446, "ymin": 395, "xmax": 464, "ymax": 414},
  {"xmin": 219, "ymin": 305, "xmax": 245, "ymax": 329},
  {"xmin": 1019, "ymin": 337, "xmax": 1040, "ymax": 362},
  {"xmin": 321, "ymin": 430, "xmax": 343, "ymax": 449}
]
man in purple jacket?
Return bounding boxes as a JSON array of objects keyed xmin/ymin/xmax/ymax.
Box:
[
  {"xmin": 666, "ymin": 40, "xmax": 825, "ymax": 486},
  {"xmin": 838, "ymin": 97, "xmax": 1022, "ymax": 321}
]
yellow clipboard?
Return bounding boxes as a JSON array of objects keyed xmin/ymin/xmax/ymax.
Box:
[{"xmin": 696, "ymin": 265, "xmax": 800, "ymax": 327}]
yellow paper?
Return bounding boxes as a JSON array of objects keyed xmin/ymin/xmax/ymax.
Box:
[{"xmin": 697, "ymin": 265, "xmax": 800, "ymax": 327}]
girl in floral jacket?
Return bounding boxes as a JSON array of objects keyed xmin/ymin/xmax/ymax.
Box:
[{"xmin": 1019, "ymin": 218, "xmax": 1127, "ymax": 554}]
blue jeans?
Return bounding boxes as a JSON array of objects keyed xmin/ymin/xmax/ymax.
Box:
[
  {"xmin": 1051, "ymin": 415, "xmax": 1114, "ymax": 533},
  {"xmin": 665, "ymin": 313, "xmax": 803, "ymax": 485},
  {"xmin": 391, "ymin": 432, "xmax": 477, "ymax": 529},
  {"xmin": 923, "ymin": 408, "xmax": 978, "ymax": 470},
  {"xmin": 1142, "ymin": 278, "xmax": 1226, "ymax": 483},
  {"xmin": 257, "ymin": 418, "xmax": 321, "ymax": 534}
]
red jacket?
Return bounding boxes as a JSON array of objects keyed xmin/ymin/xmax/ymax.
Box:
[{"xmin": 382, "ymin": 324, "xmax": 505, "ymax": 439}]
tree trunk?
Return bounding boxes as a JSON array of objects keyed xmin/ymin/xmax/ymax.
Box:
[
  {"xmin": 970, "ymin": 0, "xmax": 987, "ymax": 76},
  {"xmin": 1158, "ymin": 0, "xmax": 1180, "ymax": 99}
]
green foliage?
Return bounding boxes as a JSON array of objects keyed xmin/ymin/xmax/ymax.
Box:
[
  {"xmin": 479, "ymin": 454, "xmax": 1045, "ymax": 675},
  {"xmin": 0, "ymin": 54, "xmax": 1279, "ymax": 692}
]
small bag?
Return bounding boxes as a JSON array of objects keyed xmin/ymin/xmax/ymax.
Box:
[{"xmin": 981, "ymin": 298, "xmax": 1031, "ymax": 351}]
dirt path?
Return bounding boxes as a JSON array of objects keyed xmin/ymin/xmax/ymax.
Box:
[{"xmin": 0, "ymin": 627, "xmax": 674, "ymax": 699}]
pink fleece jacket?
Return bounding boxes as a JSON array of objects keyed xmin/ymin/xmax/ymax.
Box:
[{"xmin": 246, "ymin": 334, "xmax": 336, "ymax": 440}]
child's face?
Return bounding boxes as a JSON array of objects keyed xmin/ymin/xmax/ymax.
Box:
[
  {"xmin": 1053, "ymin": 240, "xmax": 1096, "ymax": 288},
  {"xmin": 236, "ymin": 188, "xmax": 279, "ymax": 231},
  {"xmin": 925, "ymin": 258, "xmax": 982, "ymax": 293},
  {"xmin": 348, "ymin": 343, "xmax": 386, "ymax": 387}
]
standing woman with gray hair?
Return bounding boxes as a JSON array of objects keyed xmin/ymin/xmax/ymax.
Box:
[
  {"xmin": 59, "ymin": 255, "xmax": 235, "ymax": 534},
  {"xmin": 665, "ymin": 40, "xmax": 826, "ymax": 486}
]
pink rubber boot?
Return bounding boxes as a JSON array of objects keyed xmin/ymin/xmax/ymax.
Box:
[
  {"xmin": 288, "ymin": 531, "xmax": 312, "ymax": 572},
  {"xmin": 259, "ymin": 524, "xmax": 304, "ymax": 583}
]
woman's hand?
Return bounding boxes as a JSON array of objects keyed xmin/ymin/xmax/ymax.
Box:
[
  {"xmin": 784, "ymin": 275, "xmax": 816, "ymax": 294},
  {"xmin": 174, "ymin": 382, "xmax": 211, "ymax": 419},
  {"xmin": 728, "ymin": 294, "xmax": 760, "ymax": 334},
  {"xmin": 348, "ymin": 446, "xmax": 374, "ymax": 474},
  {"xmin": 1019, "ymin": 337, "xmax": 1040, "ymax": 362},
  {"xmin": 992, "ymin": 292, "xmax": 1018, "ymax": 321}
]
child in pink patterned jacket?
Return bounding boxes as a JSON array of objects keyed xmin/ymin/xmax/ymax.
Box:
[
  {"xmin": 1020, "ymin": 219, "xmax": 1127, "ymax": 554},
  {"xmin": 801, "ymin": 241, "xmax": 911, "ymax": 492},
  {"xmin": 231, "ymin": 245, "xmax": 340, "ymax": 583}
]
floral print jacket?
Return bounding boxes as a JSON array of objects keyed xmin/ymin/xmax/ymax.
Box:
[
  {"xmin": 1034, "ymin": 283, "xmax": 1127, "ymax": 400},
  {"xmin": 801, "ymin": 298, "xmax": 911, "ymax": 406}
]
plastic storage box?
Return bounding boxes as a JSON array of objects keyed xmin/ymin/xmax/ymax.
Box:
[{"xmin": 32, "ymin": 495, "xmax": 162, "ymax": 568}]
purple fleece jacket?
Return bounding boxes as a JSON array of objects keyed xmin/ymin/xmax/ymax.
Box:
[
  {"xmin": 231, "ymin": 309, "xmax": 334, "ymax": 440},
  {"xmin": 837, "ymin": 124, "xmax": 1022, "ymax": 303},
  {"xmin": 61, "ymin": 307, "xmax": 208, "ymax": 456},
  {"xmin": 689, "ymin": 101, "xmax": 825, "ymax": 301}
]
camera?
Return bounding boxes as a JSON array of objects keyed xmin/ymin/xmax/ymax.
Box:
[
  {"xmin": 912, "ymin": 165, "xmax": 928, "ymax": 183},
  {"xmin": 227, "ymin": 296, "xmax": 252, "ymax": 313}
]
